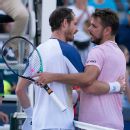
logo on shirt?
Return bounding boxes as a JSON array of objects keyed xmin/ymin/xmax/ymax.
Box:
[{"xmin": 87, "ymin": 60, "xmax": 96, "ymax": 63}]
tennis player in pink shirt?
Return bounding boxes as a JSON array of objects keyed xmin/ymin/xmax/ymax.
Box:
[
  {"xmin": 34, "ymin": 9, "xmax": 126, "ymax": 130},
  {"xmin": 79, "ymin": 40, "xmax": 126, "ymax": 130}
]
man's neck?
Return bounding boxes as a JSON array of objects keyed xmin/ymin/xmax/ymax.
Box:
[
  {"xmin": 100, "ymin": 36, "xmax": 115, "ymax": 44},
  {"xmin": 51, "ymin": 31, "xmax": 66, "ymax": 42}
]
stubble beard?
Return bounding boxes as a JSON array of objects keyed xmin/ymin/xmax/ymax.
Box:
[
  {"xmin": 92, "ymin": 37, "xmax": 102, "ymax": 45},
  {"xmin": 65, "ymin": 31, "xmax": 74, "ymax": 42},
  {"xmin": 90, "ymin": 33, "xmax": 103, "ymax": 45}
]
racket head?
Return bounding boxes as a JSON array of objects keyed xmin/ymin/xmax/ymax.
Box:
[
  {"xmin": 2, "ymin": 37, "xmax": 67, "ymax": 112},
  {"xmin": 1, "ymin": 36, "xmax": 42, "ymax": 80}
]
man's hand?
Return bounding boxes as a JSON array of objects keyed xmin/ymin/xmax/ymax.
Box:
[
  {"xmin": 117, "ymin": 76, "xmax": 126, "ymax": 93},
  {"xmin": 22, "ymin": 118, "xmax": 32, "ymax": 130},
  {"xmin": 32, "ymin": 72, "xmax": 55, "ymax": 85},
  {"xmin": 0, "ymin": 112, "xmax": 9, "ymax": 123}
]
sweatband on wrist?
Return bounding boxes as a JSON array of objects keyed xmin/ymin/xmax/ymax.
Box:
[
  {"xmin": 109, "ymin": 82, "xmax": 121, "ymax": 93},
  {"xmin": 23, "ymin": 106, "xmax": 33, "ymax": 118}
]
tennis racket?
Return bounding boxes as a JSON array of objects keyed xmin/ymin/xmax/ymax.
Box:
[{"xmin": 2, "ymin": 36, "xmax": 66, "ymax": 112}]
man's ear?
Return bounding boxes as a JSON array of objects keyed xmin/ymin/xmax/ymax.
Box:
[
  {"xmin": 62, "ymin": 19, "xmax": 68, "ymax": 28},
  {"xmin": 104, "ymin": 26, "xmax": 112, "ymax": 36}
]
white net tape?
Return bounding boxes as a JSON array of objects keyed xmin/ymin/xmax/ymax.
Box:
[{"xmin": 74, "ymin": 121, "xmax": 117, "ymax": 130}]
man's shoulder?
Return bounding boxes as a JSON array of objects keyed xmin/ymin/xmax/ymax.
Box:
[
  {"xmin": 45, "ymin": 38, "xmax": 58, "ymax": 44},
  {"xmin": 88, "ymin": 45, "xmax": 105, "ymax": 55},
  {"xmin": 90, "ymin": 45, "xmax": 103, "ymax": 50},
  {"xmin": 58, "ymin": 41, "xmax": 78, "ymax": 52},
  {"xmin": 38, "ymin": 39, "xmax": 58, "ymax": 47}
]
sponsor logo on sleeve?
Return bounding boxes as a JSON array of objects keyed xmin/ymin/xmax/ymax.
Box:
[{"xmin": 87, "ymin": 60, "xmax": 96, "ymax": 63}]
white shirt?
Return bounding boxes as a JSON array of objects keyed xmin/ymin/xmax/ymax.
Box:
[{"xmin": 31, "ymin": 39, "xmax": 83, "ymax": 130}]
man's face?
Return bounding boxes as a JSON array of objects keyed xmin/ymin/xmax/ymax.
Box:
[
  {"xmin": 65, "ymin": 16, "xmax": 78, "ymax": 42},
  {"xmin": 88, "ymin": 17, "xmax": 105, "ymax": 45}
]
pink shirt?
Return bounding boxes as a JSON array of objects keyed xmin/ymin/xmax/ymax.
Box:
[{"xmin": 79, "ymin": 41, "xmax": 126, "ymax": 130}]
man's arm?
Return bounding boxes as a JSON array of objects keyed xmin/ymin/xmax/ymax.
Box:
[
  {"xmin": 34, "ymin": 65, "xmax": 111, "ymax": 95},
  {"xmin": 34, "ymin": 65, "xmax": 123, "ymax": 95},
  {"xmin": 33, "ymin": 65, "xmax": 100, "ymax": 87},
  {"xmin": 80, "ymin": 68, "xmax": 125, "ymax": 95},
  {"xmin": 15, "ymin": 78, "xmax": 31, "ymax": 108},
  {"xmin": 15, "ymin": 78, "xmax": 32, "ymax": 130},
  {"xmin": 81, "ymin": 80, "xmax": 110, "ymax": 95},
  {"xmin": 80, "ymin": 67, "xmax": 110, "ymax": 95}
]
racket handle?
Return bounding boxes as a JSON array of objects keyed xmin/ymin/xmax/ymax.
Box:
[
  {"xmin": 33, "ymin": 77, "xmax": 39, "ymax": 80},
  {"xmin": 33, "ymin": 77, "xmax": 66, "ymax": 111},
  {"xmin": 50, "ymin": 92, "xmax": 67, "ymax": 112}
]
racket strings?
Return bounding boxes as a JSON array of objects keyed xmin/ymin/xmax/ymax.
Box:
[
  {"xmin": 23, "ymin": 51, "xmax": 41, "ymax": 77},
  {"xmin": 2, "ymin": 37, "xmax": 41, "ymax": 77},
  {"xmin": 2, "ymin": 36, "xmax": 67, "ymax": 111}
]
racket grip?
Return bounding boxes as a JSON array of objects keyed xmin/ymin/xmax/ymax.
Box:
[
  {"xmin": 33, "ymin": 77, "xmax": 39, "ymax": 80},
  {"xmin": 32, "ymin": 77, "xmax": 66, "ymax": 111},
  {"xmin": 50, "ymin": 92, "xmax": 66, "ymax": 112}
]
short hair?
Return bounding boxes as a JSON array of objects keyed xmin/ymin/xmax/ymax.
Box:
[
  {"xmin": 49, "ymin": 7, "xmax": 74, "ymax": 31},
  {"xmin": 92, "ymin": 8, "xmax": 119, "ymax": 35}
]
